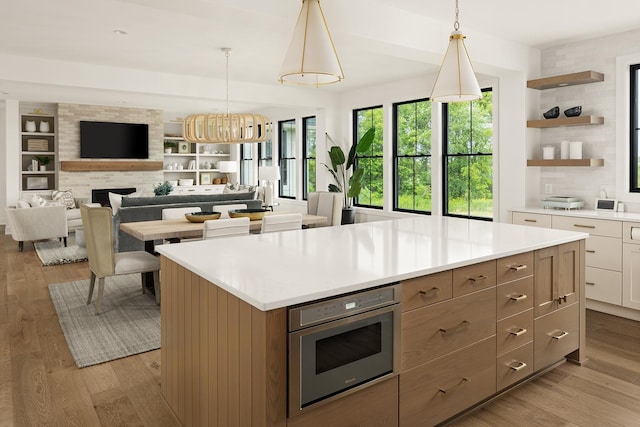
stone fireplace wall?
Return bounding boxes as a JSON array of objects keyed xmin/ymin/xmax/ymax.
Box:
[{"xmin": 57, "ymin": 103, "xmax": 164, "ymax": 199}]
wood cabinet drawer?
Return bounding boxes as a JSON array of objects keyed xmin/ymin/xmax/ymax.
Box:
[
  {"xmin": 497, "ymin": 276, "xmax": 534, "ymax": 320},
  {"xmin": 497, "ymin": 341, "xmax": 533, "ymax": 391},
  {"xmin": 552, "ymin": 215, "xmax": 621, "ymax": 238},
  {"xmin": 288, "ymin": 377, "xmax": 398, "ymax": 427},
  {"xmin": 534, "ymin": 303, "xmax": 579, "ymax": 371},
  {"xmin": 585, "ymin": 235, "xmax": 622, "ymax": 271},
  {"xmin": 452, "ymin": 260, "xmax": 496, "ymax": 297},
  {"xmin": 585, "ymin": 267, "xmax": 622, "ymax": 305},
  {"xmin": 401, "ymin": 288, "xmax": 496, "ymax": 371},
  {"xmin": 497, "ymin": 251, "xmax": 533, "ymax": 285},
  {"xmin": 497, "ymin": 309, "xmax": 533, "ymax": 356},
  {"xmin": 400, "ymin": 337, "xmax": 496, "ymax": 427},
  {"xmin": 401, "ymin": 270, "xmax": 452, "ymax": 312},
  {"xmin": 512, "ymin": 212, "xmax": 552, "ymax": 228},
  {"xmin": 622, "ymin": 221, "xmax": 640, "ymax": 244}
]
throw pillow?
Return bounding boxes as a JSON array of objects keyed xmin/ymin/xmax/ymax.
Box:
[
  {"xmin": 52, "ymin": 190, "xmax": 76, "ymax": 209},
  {"xmin": 16, "ymin": 199, "xmax": 31, "ymax": 209},
  {"xmin": 223, "ymin": 183, "xmax": 255, "ymax": 194},
  {"xmin": 108, "ymin": 192, "xmax": 123, "ymax": 215},
  {"xmin": 30, "ymin": 194, "xmax": 48, "ymax": 207}
]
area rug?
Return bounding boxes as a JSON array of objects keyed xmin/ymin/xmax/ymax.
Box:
[
  {"xmin": 48, "ymin": 274, "xmax": 160, "ymax": 368},
  {"xmin": 34, "ymin": 234, "xmax": 87, "ymax": 266}
]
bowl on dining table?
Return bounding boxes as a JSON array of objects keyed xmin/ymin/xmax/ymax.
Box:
[
  {"xmin": 228, "ymin": 208, "xmax": 270, "ymax": 221},
  {"xmin": 184, "ymin": 211, "xmax": 221, "ymax": 223}
]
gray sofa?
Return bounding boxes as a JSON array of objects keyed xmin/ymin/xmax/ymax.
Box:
[{"xmin": 115, "ymin": 193, "xmax": 262, "ymax": 252}]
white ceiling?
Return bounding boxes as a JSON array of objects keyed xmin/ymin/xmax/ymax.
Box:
[{"xmin": 1, "ymin": 0, "xmax": 639, "ymax": 115}]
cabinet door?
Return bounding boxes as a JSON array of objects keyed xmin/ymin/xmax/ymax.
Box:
[
  {"xmin": 534, "ymin": 246, "xmax": 558, "ymax": 317},
  {"xmin": 557, "ymin": 241, "xmax": 580, "ymax": 307},
  {"xmin": 623, "ymin": 243, "xmax": 640, "ymax": 310}
]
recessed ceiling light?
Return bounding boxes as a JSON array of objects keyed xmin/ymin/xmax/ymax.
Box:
[{"xmin": 113, "ymin": 29, "xmax": 128, "ymax": 36}]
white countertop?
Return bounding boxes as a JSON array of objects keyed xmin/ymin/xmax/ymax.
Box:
[
  {"xmin": 156, "ymin": 216, "xmax": 587, "ymax": 311},
  {"xmin": 511, "ymin": 207, "xmax": 640, "ymax": 222}
]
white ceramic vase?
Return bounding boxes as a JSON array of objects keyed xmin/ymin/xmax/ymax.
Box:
[
  {"xmin": 25, "ymin": 120, "xmax": 36, "ymax": 132},
  {"xmin": 39, "ymin": 121, "xmax": 50, "ymax": 133}
]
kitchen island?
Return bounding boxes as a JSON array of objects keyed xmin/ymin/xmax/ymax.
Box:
[{"xmin": 156, "ymin": 216, "xmax": 587, "ymax": 427}]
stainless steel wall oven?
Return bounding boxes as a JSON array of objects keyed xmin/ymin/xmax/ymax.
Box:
[{"xmin": 288, "ymin": 283, "xmax": 401, "ymax": 417}]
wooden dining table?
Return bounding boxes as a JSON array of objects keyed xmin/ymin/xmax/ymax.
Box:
[{"xmin": 120, "ymin": 213, "xmax": 328, "ymax": 251}]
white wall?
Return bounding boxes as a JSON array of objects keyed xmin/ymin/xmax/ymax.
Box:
[{"xmin": 533, "ymin": 28, "xmax": 640, "ymax": 212}]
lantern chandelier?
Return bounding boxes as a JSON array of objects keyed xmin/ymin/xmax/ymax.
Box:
[
  {"xmin": 430, "ymin": 0, "xmax": 481, "ymax": 103},
  {"xmin": 279, "ymin": 0, "xmax": 344, "ymax": 86},
  {"xmin": 183, "ymin": 48, "xmax": 272, "ymax": 144}
]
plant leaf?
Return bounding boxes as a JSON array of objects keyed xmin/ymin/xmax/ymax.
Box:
[
  {"xmin": 328, "ymin": 184, "xmax": 341, "ymax": 193},
  {"xmin": 328, "ymin": 146, "xmax": 345, "ymax": 171},
  {"xmin": 356, "ymin": 128, "xmax": 375, "ymax": 153},
  {"xmin": 347, "ymin": 181, "xmax": 361, "ymax": 198}
]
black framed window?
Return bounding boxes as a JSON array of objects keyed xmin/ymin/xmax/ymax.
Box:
[
  {"xmin": 393, "ymin": 98, "xmax": 431, "ymax": 214},
  {"xmin": 354, "ymin": 106, "xmax": 383, "ymax": 208},
  {"xmin": 258, "ymin": 139, "xmax": 273, "ymax": 167},
  {"xmin": 631, "ymin": 63, "xmax": 640, "ymax": 192},
  {"xmin": 239, "ymin": 143, "xmax": 254, "ymax": 185},
  {"xmin": 303, "ymin": 116, "xmax": 317, "ymax": 199},
  {"xmin": 279, "ymin": 119, "xmax": 296, "ymax": 199},
  {"xmin": 443, "ymin": 88, "xmax": 493, "ymax": 220}
]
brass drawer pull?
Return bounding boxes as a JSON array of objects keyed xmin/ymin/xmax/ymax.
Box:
[
  {"xmin": 438, "ymin": 377, "xmax": 469, "ymax": 394},
  {"xmin": 439, "ymin": 320, "xmax": 470, "ymax": 334},
  {"xmin": 550, "ymin": 330, "xmax": 569, "ymax": 340},
  {"xmin": 507, "ymin": 361, "xmax": 527, "ymax": 371},
  {"xmin": 586, "ymin": 249, "xmax": 596, "ymax": 254},
  {"xmin": 508, "ymin": 327, "xmax": 527, "ymax": 337},
  {"xmin": 524, "ymin": 219, "xmax": 537, "ymax": 223},
  {"xmin": 508, "ymin": 264, "xmax": 527, "ymax": 272},
  {"xmin": 418, "ymin": 287, "xmax": 439, "ymax": 296},
  {"xmin": 574, "ymin": 224, "xmax": 596, "ymax": 229},
  {"xmin": 585, "ymin": 281, "xmax": 595, "ymax": 286},
  {"xmin": 468, "ymin": 275, "xmax": 488, "ymax": 282},
  {"xmin": 509, "ymin": 293, "xmax": 527, "ymax": 302}
]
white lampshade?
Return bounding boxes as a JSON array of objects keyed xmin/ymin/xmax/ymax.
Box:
[
  {"xmin": 430, "ymin": 31, "xmax": 481, "ymax": 103},
  {"xmin": 259, "ymin": 166, "xmax": 280, "ymax": 181},
  {"xmin": 279, "ymin": 0, "xmax": 344, "ymax": 86},
  {"xmin": 218, "ymin": 161, "xmax": 238, "ymax": 173}
]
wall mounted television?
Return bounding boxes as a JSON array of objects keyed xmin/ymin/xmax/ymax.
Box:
[{"xmin": 80, "ymin": 121, "xmax": 149, "ymax": 159}]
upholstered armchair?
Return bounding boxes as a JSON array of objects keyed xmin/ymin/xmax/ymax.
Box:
[
  {"xmin": 307, "ymin": 191, "xmax": 343, "ymax": 226},
  {"xmin": 6, "ymin": 205, "xmax": 69, "ymax": 251}
]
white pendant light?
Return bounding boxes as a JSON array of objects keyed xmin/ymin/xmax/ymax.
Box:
[
  {"xmin": 183, "ymin": 48, "xmax": 272, "ymax": 144},
  {"xmin": 279, "ymin": 0, "xmax": 344, "ymax": 87},
  {"xmin": 430, "ymin": 0, "xmax": 481, "ymax": 103}
]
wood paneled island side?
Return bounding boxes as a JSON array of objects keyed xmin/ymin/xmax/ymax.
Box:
[{"xmin": 156, "ymin": 217, "xmax": 587, "ymax": 426}]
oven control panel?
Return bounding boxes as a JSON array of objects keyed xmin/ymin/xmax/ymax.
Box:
[{"xmin": 289, "ymin": 283, "xmax": 401, "ymax": 331}]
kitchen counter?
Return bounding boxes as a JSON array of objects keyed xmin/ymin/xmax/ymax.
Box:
[
  {"xmin": 511, "ymin": 207, "xmax": 640, "ymax": 222},
  {"xmin": 156, "ymin": 216, "xmax": 587, "ymax": 311}
]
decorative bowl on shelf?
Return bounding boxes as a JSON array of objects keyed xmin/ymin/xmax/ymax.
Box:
[
  {"xmin": 228, "ymin": 208, "xmax": 270, "ymax": 221},
  {"xmin": 542, "ymin": 106, "xmax": 560, "ymax": 119},
  {"xmin": 185, "ymin": 211, "xmax": 221, "ymax": 223},
  {"xmin": 564, "ymin": 106, "xmax": 582, "ymax": 117}
]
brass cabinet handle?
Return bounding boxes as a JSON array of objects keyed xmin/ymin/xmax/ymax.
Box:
[
  {"xmin": 468, "ymin": 275, "xmax": 488, "ymax": 282},
  {"xmin": 586, "ymin": 249, "xmax": 596, "ymax": 254},
  {"xmin": 438, "ymin": 377, "xmax": 469, "ymax": 394},
  {"xmin": 550, "ymin": 330, "xmax": 569, "ymax": 340},
  {"xmin": 509, "ymin": 293, "xmax": 527, "ymax": 302},
  {"xmin": 508, "ymin": 327, "xmax": 527, "ymax": 337},
  {"xmin": 585, "ymin": 281, "xmax": 595, "ymax": 286},
  {"xmin": 507, "ymin": 361, "xmax": 527, "ymax": 371},
  {"xmin": 419, "ymin": 287, "xmax": 439, "ymax": 296},
  {"xmin": 508, "ymin": 264, "xmax": 527, "ymax": 272},
  {"xmin": 574, "ymin": 224, "xmax": 596, "ymax": 229},
  {"xmin": 524, "ymin": 219, "xmax": 537, "ymax": 223},
  {"xmin": 439, "ymin": 320, "xmax": 470, "ymax": 334}
]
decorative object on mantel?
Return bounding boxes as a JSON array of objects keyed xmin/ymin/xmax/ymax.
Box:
[
  {"xmin": 324, "ymin": 128, "xmax": 375, "ymax": 224},
  {"xmin": 279, "ymin": 0, "xmax": 344, "ymax": 86},
  {"xmin": 430, "ymin": 0, "xmax": 481, "ymax": 103},
  {"xmin": 182, "ymin": 48, "xmax": 272, "ymax": 144},
  {"xmin": 543, "ymin": 106, "xmax": 560, "ymax": 119},
  {"xmin": 153, "ymin": 181, "xmax": 173, "ymax": 196},
  {"xmin": 564, "ymin": 106, "xmax": 582, "ymax": 117}
]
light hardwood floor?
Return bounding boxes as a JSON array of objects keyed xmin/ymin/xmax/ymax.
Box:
[{"xmin": 1, "ymin": 233, "xmax": 639, "ymax": 426}]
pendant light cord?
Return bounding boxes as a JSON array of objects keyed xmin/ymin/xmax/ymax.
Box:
[
  {"xmin": 454, "ymin": 0, "xmax": 460, "ymax": 31},
  {"xmin": 224, "ymin": 48, "xmax": 230, "ymax": 115}
]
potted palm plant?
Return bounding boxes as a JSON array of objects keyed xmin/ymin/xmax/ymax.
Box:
[
  {"xmin": 35, "ymin": 155, "xmax": 51, "ymax": 171},
  {"xmin": 324, "ymin": 128, "xmax": 375, "ymax": 224}
]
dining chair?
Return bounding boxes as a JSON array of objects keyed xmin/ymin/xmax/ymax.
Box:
[
  {"xmin": 203, "ymin": 217, "xmax": 251, "ymax": 239},
  {"xmin": 260, "ymin": 213, "xmax": 303, "ymax": 234},
  {"xmin": 80, "ymin": 205, "xmax": 161, "ymax": 315},
  {"xmin": 212, "ymin": 203, "xmax": 247, "ymax": 218},
  {"xmin": 162, "ymin": 206, "xmax": 201, "ymax": 243},
  {"xmin": 307, "ymin": 191, "xmax": 343, "ymax": 226}
]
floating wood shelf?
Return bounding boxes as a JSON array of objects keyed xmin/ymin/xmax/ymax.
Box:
[
  {"xmin": 527, "ymin": 71, "xmax": 604, "ymax": 90},
  {"xmin": 527, "ymin": 159, "xmax": 604, "ymax": 167},
  {"xmin": 527, "ymin": 115, "xmax": 604, "ymax": 128},
  {"xmin": 61, "ymin": 161, "xmax": 163, "ymax": 172}
]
